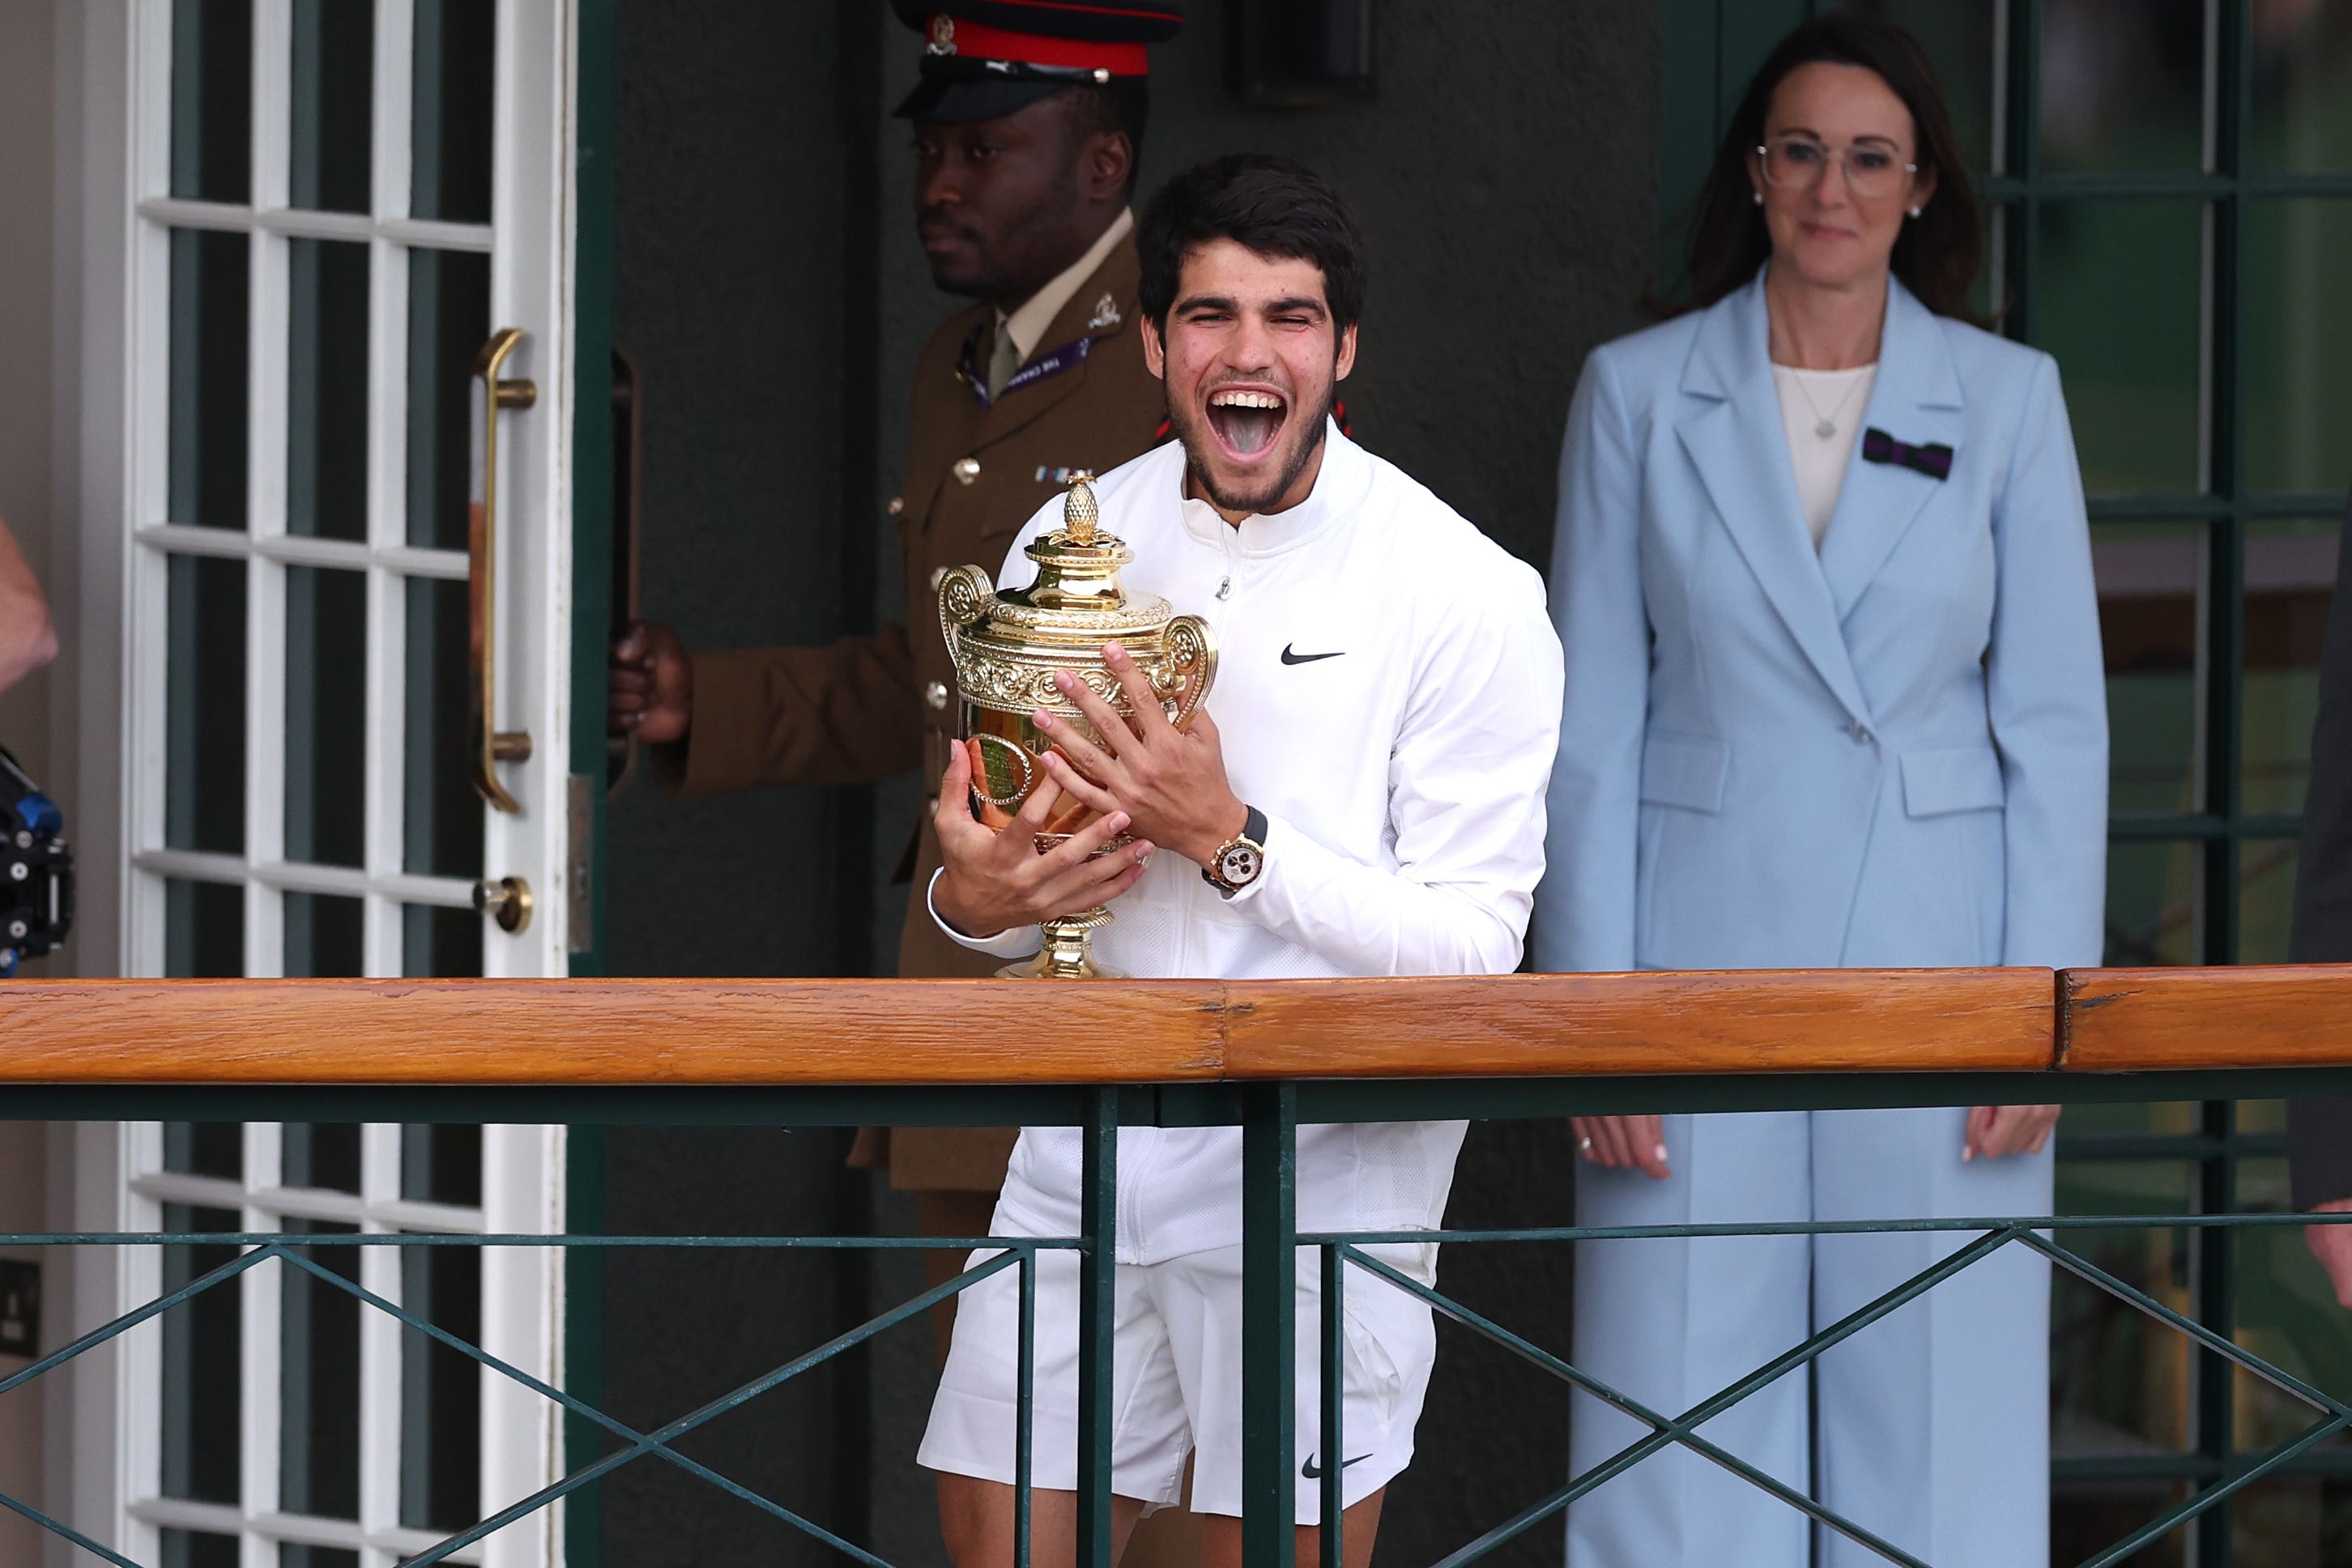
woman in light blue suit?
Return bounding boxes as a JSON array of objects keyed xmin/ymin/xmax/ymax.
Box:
[{"xmin": 1536, "ymin": 16, "xmax": 2105, "ymax": 1568}]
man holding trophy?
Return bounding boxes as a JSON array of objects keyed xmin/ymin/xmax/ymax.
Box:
[{"xmin": 920, "ymin": 155, "xmax": 1564, "ymax": 1568}]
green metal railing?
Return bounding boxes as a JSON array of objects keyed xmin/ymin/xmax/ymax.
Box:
[{"xmin": 7, "ymin": 1059, "xmax": 2352, "ymax": 1568}]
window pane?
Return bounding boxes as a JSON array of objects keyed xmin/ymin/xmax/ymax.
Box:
[
  {"xmin": 400, "ymin": 1241, "xmax": 480, "ymax": 1532},
  {"xmin": 170, "ymin": 229, "xmax": 250, "ymax": 532},
  {"xmin": 165, "ymin": 878, "xmax": 244, "ymax": 978},
  {"xmin": 403, "ymin": 577, "xmax": 482, "ymax": 878},
  {"xmin": 166, "ymin": 554, "xmax": 248, "ymax": 854},
  {"xmin": 1866, "ymin": 0, "xmax": 1998, "ymax": 173},
  {"xmin": 403, "ymin": 902, "xmax": 482, "ymax": 978},
  {"xmin": 289, "ymin": 0, "xmax": 373, "ymax": 213},
  {"xmin": 160, "ymin": 1204, "xmax": 242, "ymax": 1505},
  {"xmin": 404, "ymin": 249, "xmax": 491, "ymax": 549},
  {"xmin": 2055, "ymin": 1491, "xmax": 2192, "ymax": 1567},
  {"xmin": 285, "ymin": 565, "xmax": 366, "ymax": 867},
  {"xmin": 2107, "ymin": 840, "xmax": 2201, "ymax": 966},
  {"xmin": 169, "ymin": 0, "xmax": 251, "ymax": 203},
  {"xmin": 279, "ymin": 1549, "xmax": 360, "ymax": 1568},
  {"xmin": 2096, "ymin": 523, "xmax": 2203, "ymax": 816},
  {"xmin": 401, "ymin": 1124, "xmax": 482, "ymax": 1207},
  {"xmin": 163, "ymin": 1123, "xmax": 243, "ymax": 1181},
  {"xmin": 2039, "ymin": 0, "xmax": 2205, "ymax": 173},
  {"xmin": 2245, "ymin": 200, "xmax": 2352, "ymax": 495},
  {"xmin": 2241, "ymin": 518, "xmax": 2338, "ymax": 817},
  {"xmin": 283, "ymin": 892, "xmax": 364, "ymax": 978},
  {"xmin": 411, "ymin": 0, "xmax": 496, "ymax": 224},
  {"xmin": 287, "ymin": 240, "xmax": 369, "ymax": 542},
  {"xmin": 280, "ymin": 1219, "xmax": 360, "ymax": 1521},
  {"xmin": 2248, "ymin": 5, "xmax": 2352, "ymax": 177},
  {"xmin": 2228, "ymin": 1475, "xmax": 2352, "ymax": 1564},
  {"xmin": 282, "ymin": 1124, "xmax": 362, "ymax": 1194},
  {"xmin": 2031, "ymin": 202, "xmax": 2204, "ymax": 493},
  {"xmin": 2237, "ymin": 840, "xmax": 2299, "ymax": 965},
  {"xmin": 162, "ymin": 1531, "xmax": 242, "ymax": 1568},
  {"xmin": 2232, "ymin": 1154, "xmax": 2352, "ymax": 1455},
  {"xmin": 2049, "ymin": 1161, "xmax": 2195, "ymax": 1457},
  {"xmin": 2057, "ymin": 1099, "xmax": 2203, "ymax": 1140}
]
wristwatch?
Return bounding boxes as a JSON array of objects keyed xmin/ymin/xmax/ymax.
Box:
[{"xmin": 1203, "ymin": 804, "xmax": 1269, "ymax": 895}]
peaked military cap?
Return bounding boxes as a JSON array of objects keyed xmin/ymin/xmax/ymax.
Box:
[{"xmin": 890, "ymin": 0, "xmax": 1184, "ymax": 125}]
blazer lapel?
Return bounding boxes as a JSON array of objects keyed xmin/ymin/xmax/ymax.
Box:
[
  {"xmin": 1816, "ymin": 279, "xmax": 1966, "ymax": 621},
  {"xmin": 1676, "ymin": 275, "xmax": 1873, "ymax": 727},
  {"xmin": 973, "ymin": 236, "xmax": 1145, "ymax": 452}
]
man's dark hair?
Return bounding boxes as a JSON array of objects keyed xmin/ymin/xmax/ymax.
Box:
[
  {"xmin": 1055, "ymin": 80, "xmax": 1148, "ymax": 198},
  {"xmin": 1136, "ymin": 155, "xmax": 1367, "ymax": 333}
]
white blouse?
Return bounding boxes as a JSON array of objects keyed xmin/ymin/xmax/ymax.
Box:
[{"xmin": 1771, "ymin": 361, "xmax": 1878, "ymax": 549}]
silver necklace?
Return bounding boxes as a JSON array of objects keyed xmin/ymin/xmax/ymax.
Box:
[{"xmin": 1785, "ymin": 365, "xmax": 1868, "ymax": 440}]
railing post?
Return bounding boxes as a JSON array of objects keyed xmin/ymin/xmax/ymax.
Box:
[
  {"xmin": 1078, "ymin": 1086, "xmax": 1118, "ymax": 1566},
  {"xmin": 1319, "ymin": 1242, "xmax": 1344, "ymax": 1567},
  {"xmin": 1242, "ymin": 1082, "xmax": 1297, "ymax": 1568}
]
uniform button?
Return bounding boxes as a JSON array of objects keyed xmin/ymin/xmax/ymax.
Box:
[
  {"xmin": 1847, "ymin": 719, "xmax": 1873, "ymax": 744},
  {"xmin": 925, "ymin": 680, "xmax": 950, "ymax": 711},
  {"xmin": 952, "ymin": 457, "xmax": 981, "ymax": 484},
  {"xmin": 887, "ymin": 496, "xmax": 904, "ymax": 518},
  {"xmin": 929, "ymin": 566, "xmax": 947, "ymax": 591}
]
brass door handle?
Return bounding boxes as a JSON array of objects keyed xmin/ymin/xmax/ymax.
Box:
[
  {"xmin": 469, "ymin": 327, "xmax": 538, "ymax": 813},
  {"xmin": 473, "ymin": 876, "xmax": 534, "ymax": 934}
]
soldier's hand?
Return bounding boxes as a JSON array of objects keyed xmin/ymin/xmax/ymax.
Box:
[
  {"xmin": 932, "ymin": 738, "xmax": 1154, "ymax": 940},
  {"xmin": 610, "ymin": 620, "xmax": 692, "ymax": 744}
]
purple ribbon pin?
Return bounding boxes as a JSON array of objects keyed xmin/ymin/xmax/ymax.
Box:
[{"xmin": 1861, "ymin": 426, "xmax": 1953, "ymax": 481}]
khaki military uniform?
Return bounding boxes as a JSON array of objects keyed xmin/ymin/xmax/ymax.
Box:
[{"xmin": 656, "ymin": 234, "xmax": 1164, "ymax": 1191}]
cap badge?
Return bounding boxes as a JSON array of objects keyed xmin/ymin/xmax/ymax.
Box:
[
  {"xmin": 1088, "ymin": 294, "xmax": 1123, "ymax": 330},
  {"xmin": 927, "ymin": 14, "xmax": 956, "ymax": 55}
]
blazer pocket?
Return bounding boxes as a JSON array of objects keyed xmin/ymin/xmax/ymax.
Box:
[
  {"xmin": 1900, "ymin": 745, "xmax": 2006, "ymax": 817},
  {"xmin": 1639, "ymin": 733, "xmax": 1730, "ymax": 814}
]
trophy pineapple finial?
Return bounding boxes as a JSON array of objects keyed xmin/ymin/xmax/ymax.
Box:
[{"xmin": 1063, "ymin": 471, "xmax": 1099, "ymax": 543}]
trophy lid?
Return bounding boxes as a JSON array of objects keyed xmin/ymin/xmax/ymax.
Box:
[{"xmin": 979, "ymin": 473, "xmax": 1175, "ymax": 640}]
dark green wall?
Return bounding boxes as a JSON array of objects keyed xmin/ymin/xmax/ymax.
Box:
[{"xmin": 602, "ymin": 2, "xmax": 1659, "ymax": 1562}]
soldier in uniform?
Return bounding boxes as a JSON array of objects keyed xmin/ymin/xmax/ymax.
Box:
[{"xmin": 607, "ymin": 0, "xmax": 1181, "ymax": 1337}]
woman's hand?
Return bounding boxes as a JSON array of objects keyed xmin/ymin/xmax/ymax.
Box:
[
  {"xmin": 1963, "ymin": 1104, "xmax": 2060, "ymax": 1161},
  {"xmin": 1572, "ymin": 1114, "xmax": 1672, "ymax": 1179}
]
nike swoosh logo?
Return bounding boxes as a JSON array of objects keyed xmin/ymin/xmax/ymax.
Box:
[
  {"xmin": 1301, "ymin": 1454, "xmax": 1372, "ymax": 1479},
  {"xmin": 1280, "ymin": 644, "xmax": 1344, "ymax": 665}
]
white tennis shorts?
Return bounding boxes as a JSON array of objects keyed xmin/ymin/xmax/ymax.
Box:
[{"xmin": 918, "ymin": 1238, "xmax": 1439, "ymax": 1522}]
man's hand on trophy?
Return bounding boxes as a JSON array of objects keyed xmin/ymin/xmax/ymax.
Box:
[
  {"xmin": 932, "ymin": 740, "xmax": 1156, "ymax": 940},
  {"xmin": 1033, "ymin": 641, "xmax": 1248, "ymax": 870},
  {"xmin": 609, "ymin": 620, "xmax": 693, "ymax": 744}
]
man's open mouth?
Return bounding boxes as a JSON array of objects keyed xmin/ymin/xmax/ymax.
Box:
[{"xmin": 1206, "ymin": 388, "xmax": 1289, "ymax": 459}]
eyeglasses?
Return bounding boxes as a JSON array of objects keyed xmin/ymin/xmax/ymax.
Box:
[{"xmin": 1755, "ymin": 134, "xmax": 1919, "ymax": 200}]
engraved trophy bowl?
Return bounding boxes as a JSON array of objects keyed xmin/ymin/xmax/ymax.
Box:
[{"xmin": 939, "ymin": 472, "xmax": 1218, "ymax": 980}]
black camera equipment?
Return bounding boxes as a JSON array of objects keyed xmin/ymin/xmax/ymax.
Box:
[{"xmin": 0, "ymin": 742, "xmax": 72, "ymax": 976}]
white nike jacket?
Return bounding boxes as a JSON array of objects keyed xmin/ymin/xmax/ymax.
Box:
[{"xmin": 933, "ymin": 424, "xmax": 1565, "ymax": 1263}]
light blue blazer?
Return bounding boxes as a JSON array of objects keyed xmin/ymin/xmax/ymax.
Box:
[{"xmin": 1533, "ymin": 271, "xmax": 2107, "ymax": 975}]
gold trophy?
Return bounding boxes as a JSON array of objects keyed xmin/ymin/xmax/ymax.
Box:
[{"xmin": 939, "ymin": 473, "xmax": 1217, "ymax": 979}]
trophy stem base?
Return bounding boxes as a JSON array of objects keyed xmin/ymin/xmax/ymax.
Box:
[{"xmin": 1000, "ymin": 905, "xmax": 1124, "ymax": 980}]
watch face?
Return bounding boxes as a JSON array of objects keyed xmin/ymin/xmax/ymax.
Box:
[{"xmin": 1216, "ymin": 842, "xmax": 1263, "ymax": 888}]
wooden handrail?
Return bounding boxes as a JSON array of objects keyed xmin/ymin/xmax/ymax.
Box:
[{"xmin": 0, "ymin": 967, "xmax": 2345, "ymax": 1085}]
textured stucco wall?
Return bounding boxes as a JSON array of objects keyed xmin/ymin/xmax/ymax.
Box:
[{"xmin": 606, "ymin": 2, "xmax": 1657, "ymax": 1561}]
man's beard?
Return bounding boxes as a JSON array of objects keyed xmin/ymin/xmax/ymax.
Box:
[{"xmin": 1174, "ymin": 383, "xmax": 1336, "ymax": 518}]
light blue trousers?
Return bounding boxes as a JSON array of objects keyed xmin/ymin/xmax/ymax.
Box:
[{"xmin": 1565, "ymin": 1108, "xmax": 2052, "ymax": 1568}]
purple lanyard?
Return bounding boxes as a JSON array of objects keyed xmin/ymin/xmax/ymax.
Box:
[{"xmin": 958, "ymin": 328, "xmax": 1096, "ymax": 410}]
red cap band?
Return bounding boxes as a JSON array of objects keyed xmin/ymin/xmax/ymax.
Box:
[{"xmin": 928, "ymin": 14, "xmax": 1150, "ymax": 76}]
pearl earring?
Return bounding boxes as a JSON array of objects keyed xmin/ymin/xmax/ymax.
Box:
[
  {"xmin": 1907, "ymin": 206, "xmax": 1922, "ymax": 218},
  {"xmin": 1753, "ymin": 191, "xmax": 1764, "ymax": 206}
]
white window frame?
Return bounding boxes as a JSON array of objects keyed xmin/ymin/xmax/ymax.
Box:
[{"xmin": 58, "ymin": 2, "xmax": 581, "ymax": 1564}]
